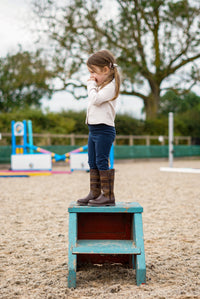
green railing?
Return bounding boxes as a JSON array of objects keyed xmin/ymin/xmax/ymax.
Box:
[{"xmin": 1, "ymin": 145, "xmax": 200, "ymax": 164}]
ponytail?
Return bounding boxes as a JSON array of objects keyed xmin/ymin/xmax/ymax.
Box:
[{"xmin": 111, "ymin": 67, "xmax": 120, "ymax": 101}]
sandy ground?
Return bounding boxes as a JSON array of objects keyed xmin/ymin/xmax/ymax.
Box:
[{"xmin": 0, "ymin": 159, "xmax": 200, "ymax": 299}]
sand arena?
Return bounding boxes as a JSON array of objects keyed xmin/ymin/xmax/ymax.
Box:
[{"xmin": 0, "ymin": 159, "xmax": 200, "ymax": 298}]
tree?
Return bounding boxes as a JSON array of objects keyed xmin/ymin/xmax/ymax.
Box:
[
  {"xmin": 32, "ymin": 0, "xmax": 200, "ymax": 119},
  {"xmin": 0, "ymin": 49, "xmax": 55, "ymax": 113},
  {"xmin": 159, "ymin": 90, "xmax": 200, "ymax": 115}
]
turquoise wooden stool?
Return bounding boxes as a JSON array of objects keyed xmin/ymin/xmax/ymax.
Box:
[{"xmin": 68, "ymin": 202, "xmax": 146, "ymax": 288}]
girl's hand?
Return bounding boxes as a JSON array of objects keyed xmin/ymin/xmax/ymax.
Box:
[{"xmin": 88, "ymin": 75, "xmax": 96, "ymax": 82}]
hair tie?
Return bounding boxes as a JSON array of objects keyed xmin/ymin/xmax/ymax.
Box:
[{"xmin": 109, "ymin": 62, "xmax": 118, "ymax": 69}]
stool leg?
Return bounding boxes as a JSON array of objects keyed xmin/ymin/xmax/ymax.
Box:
[
  {"xmin": 68, "ymin": 212, "xmax": 77, "ymax": 288},
  {"xmin": 131, "ymin": 255, "xmax": 136, "ymax": 269},
  {"xmin": 133, "ymin": 213, "xmax": 146, "ymax": 286}
]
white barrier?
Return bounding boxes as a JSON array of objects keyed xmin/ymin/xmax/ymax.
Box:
[
  {"xmin": 160, "ymin": 167, "xmax": 200, "ymax": 174},
  {"xmin": 70, "ymin": 153, "xmax": 89, "ymax": 171},
  {"xmin": 11, "ymin": 154, "xmax": 52, "ymax": 170}
]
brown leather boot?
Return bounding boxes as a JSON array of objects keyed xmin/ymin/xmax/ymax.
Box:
[
  {"xmin": 88, "ymin": 169, "xmax": 115, "ymax": 206},
  {"xmin": 77, "ymin": 169, "xmax": 101, "ymax": 205}
]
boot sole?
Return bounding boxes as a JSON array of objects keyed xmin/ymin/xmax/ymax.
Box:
[{"xmin": 88, "ymin": 203, "xmax": 115, "ymax": 207}]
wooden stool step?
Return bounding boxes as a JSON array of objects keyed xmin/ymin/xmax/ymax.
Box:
[{"xmin": 74, "ymin": 239, "xmax": 141, "ymax": 254}]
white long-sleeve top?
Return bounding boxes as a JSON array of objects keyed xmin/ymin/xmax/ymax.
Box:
[{"xmin": 85, "ymin": 79, "xmax": 117, "ymax": 127}]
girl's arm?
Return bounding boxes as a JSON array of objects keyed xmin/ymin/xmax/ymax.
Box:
[{"xmin": 87, "ymin": 80, "xmax": 115, "ymax": 106}]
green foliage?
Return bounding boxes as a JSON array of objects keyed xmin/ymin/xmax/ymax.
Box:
[
  {"xmin": 0, "ymin": 49, "xmax": 54, "ymax": 112},
  {"xmin": 0, "ymin": 108, "xmax": 76, "ymax": 133},
  {"xmin": 175, "ymin": 109, "xmax": 200, "ymax": 137},
  {"xmin": 59, "ymin": 110, "xmax": 88, "ymax": 134},
  {"xmin": 115, "ymin": 114, "xmax": 144, "ymax": 135},
  {"xmin": 144, "ymin": 118, "xmax": 168, "ymax": 136},
  {"xmin": 0, "ymin": 108, "xmax": 88, "ymax": 145},
  {"xmin": 159, "ymin": 91, "xmax": 200, "ymax": 115}
]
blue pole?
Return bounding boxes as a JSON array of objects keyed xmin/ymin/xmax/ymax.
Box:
[
  {"xmin": 23, "ymin": 120, "xmax": 27, "ymax": 154},
  {"xmin": 109, "ymin": 143, "xmax": 114, "ymax": 169},
  {"xmin": 11, "ymin": 120, "xmax": 16, "ymax": 155},
  {"xmin": 28, "ymin": 120, "xmax": 33, "ymax": 154}
]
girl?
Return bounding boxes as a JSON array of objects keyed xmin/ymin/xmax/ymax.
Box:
[{"xmin": 77, "ymin": 49, "xmax": 120, "ymax": 206}]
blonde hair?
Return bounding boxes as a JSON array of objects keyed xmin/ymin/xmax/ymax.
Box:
[{"xmin": 87, "ymin": 50, "xmax": 120, "ymax": 101}]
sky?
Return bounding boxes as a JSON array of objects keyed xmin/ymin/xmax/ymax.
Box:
[
  {"xmin": 0, "ymin": 0, "xmax": 144, "ymax": 119},
  {"xmin": 0, "ymin": 0, "xmax": 33, "ymax": 56}
]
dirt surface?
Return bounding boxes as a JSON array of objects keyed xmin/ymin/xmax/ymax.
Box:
[{"xmin": 0, "ymin": 159, "xmax": 200, "ymax": 298}]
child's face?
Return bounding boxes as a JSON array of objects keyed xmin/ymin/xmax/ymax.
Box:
[{"xmin": 88, "ymin": 65, "xmax": 110, "ymax": 86}]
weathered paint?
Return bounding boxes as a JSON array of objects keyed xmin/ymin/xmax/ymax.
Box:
[
  {"xmin": 68, "ymin": 212, "xmax": 77, "ymax": 288},
  {"xmin": 68, "ymin": 201, "xmax": 143, "ymax": 213},
  {"xmin": 73, "ymin": 240, "xmax": 141, "ymax": 254},
  {"xmin": 133, "ymin": 213, "xmax": 146, "ymax": 285}
]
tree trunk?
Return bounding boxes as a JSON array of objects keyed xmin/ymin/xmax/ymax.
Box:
[
  {"xmin": 144, "ymin": 96, "xmax": 158, "ymax": 119},
  {"xmin": 145, "ymin": 81, "xmax": 160, "ymax": 119}
]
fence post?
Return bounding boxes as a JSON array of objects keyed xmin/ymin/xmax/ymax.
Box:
[
  {"xmin": 187, "ymin": 136, "xmax": 191, "ymax": 145},
  {"xmin": 129, "ymin": 136, "xmax": 133, "ymax": 146},
  {"xmin": 47, "ymin": 134, "xmax": 51, "ymax": 146},
  {"xmin": 169, "ymin": 112, "xmax": 174, "ymax": 168},
  {"xmin": 146, "ymin": 136, "xmax": 150, "ymax": 146},
  {"xmin": 71, "ymin": 134, "xmax": 75, "ymax": 146}
]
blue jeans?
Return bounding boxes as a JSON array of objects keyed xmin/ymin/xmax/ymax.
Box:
[{"xmin": 88, "ymin": 124, "xmax": 116, "ymax": 170}]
